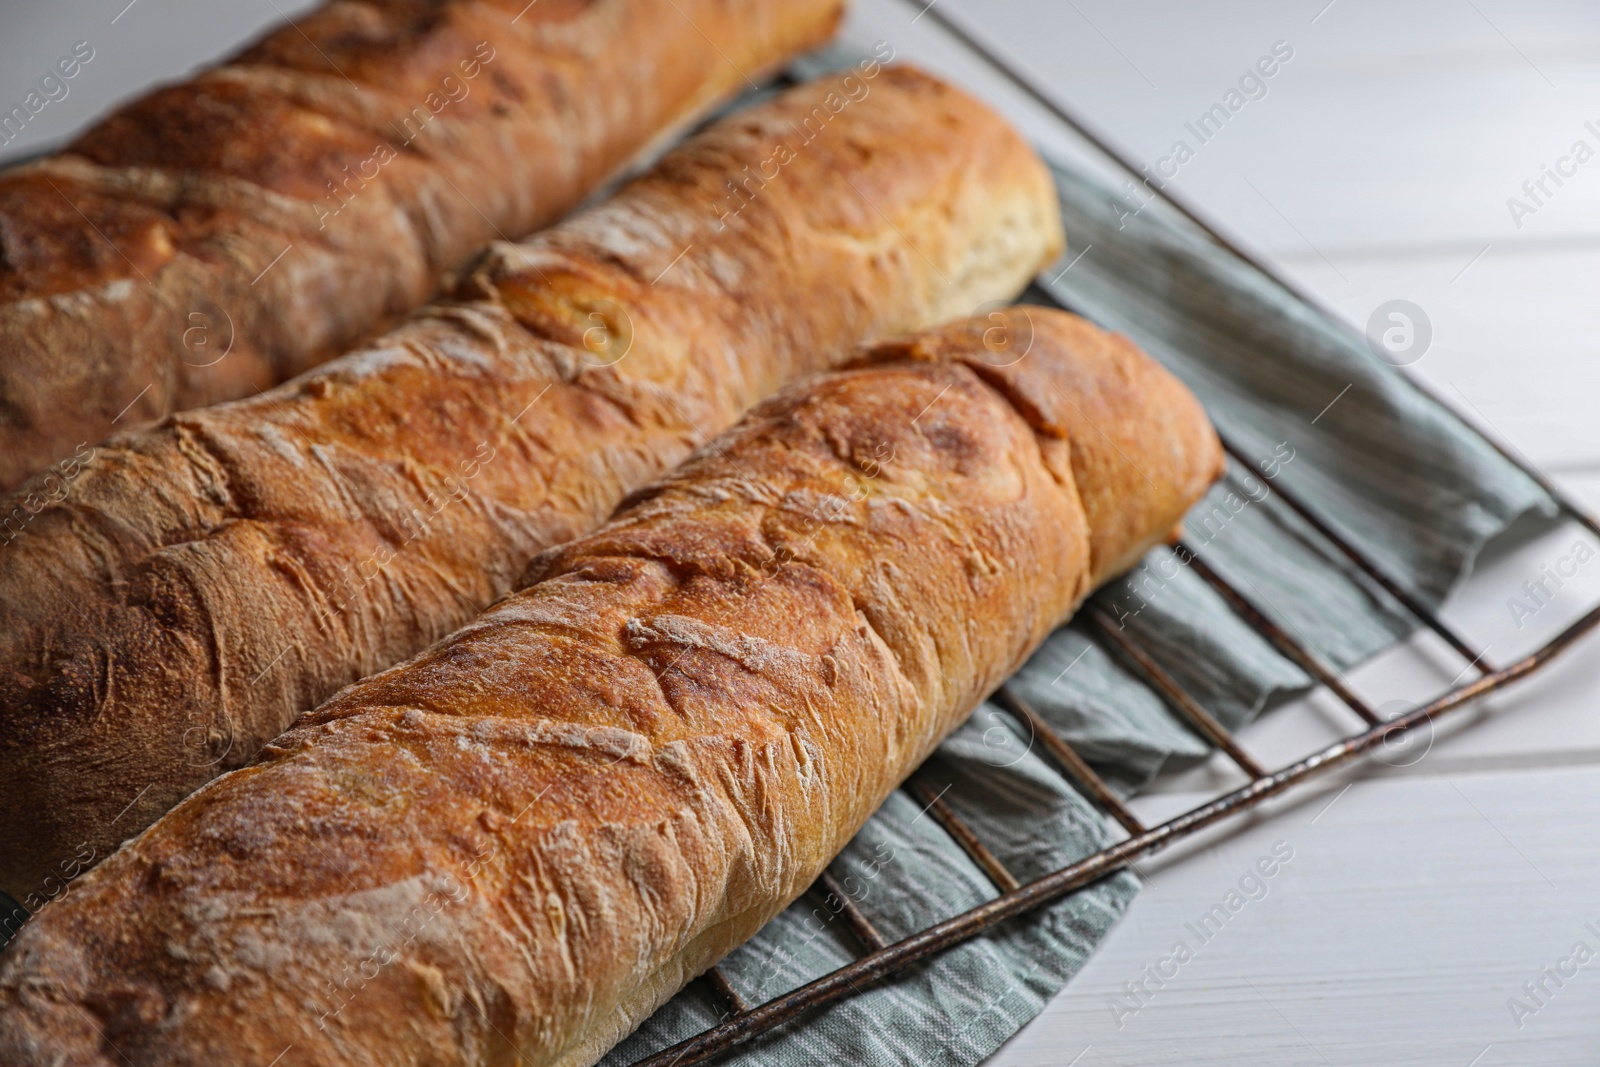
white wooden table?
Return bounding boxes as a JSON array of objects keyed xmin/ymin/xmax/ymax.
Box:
[
  {"xmin": 5, "ymin": 2, "xmax": 1599, "ymax": 1063},
  {"xmin": 827, "ymin": 2, "xmax": 1600, "ymax": 1064}
]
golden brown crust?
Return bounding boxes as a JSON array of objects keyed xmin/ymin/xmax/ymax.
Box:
[
  {"xmin": 0, "ymin": 307, "xmax": 1220, "ymax": 1067},
  {"xmin": 0, "ymin": 66, "xmax": 1064, "ymax": 903},
  {"xmin": 864, "ymin": 308, "xmax": 1226, "ymax": 584},
  {"xmin": 0, "ymin": 0, "xmax": 847, "ymax": 490}
]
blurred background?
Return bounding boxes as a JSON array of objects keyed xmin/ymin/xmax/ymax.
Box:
[{"xmin": 4, "ymin": 2, "xmax": 1598, "ymax": 1063}]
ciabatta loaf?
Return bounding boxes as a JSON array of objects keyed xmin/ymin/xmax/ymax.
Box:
[
  {"xmin": 0, "ymin": 0, "xmax": 845, "ymax": 490},
  {"xmin": 0, "ymin": 67, "xmax": 1064, "ymax": 900},
  {"xmin": 0, "ymin": 308, "xmax": 1222, "ymax": 1066}
]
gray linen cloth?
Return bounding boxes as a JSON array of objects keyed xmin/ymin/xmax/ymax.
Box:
[{"xmin": 600, "ymin": 149, "xmax": 1556, "ymax": 1066}]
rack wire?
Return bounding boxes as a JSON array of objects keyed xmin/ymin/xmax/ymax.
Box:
[{"xmin": 623, "ymin": 10, "xmax": 1600, "ymax": 1066}]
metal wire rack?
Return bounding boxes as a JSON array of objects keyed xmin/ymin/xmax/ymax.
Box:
[{"xmin": 622, "ymin": 11, "xmax": 1600, "ymax": 1066}]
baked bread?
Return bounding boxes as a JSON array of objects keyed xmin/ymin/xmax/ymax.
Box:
[
  {"xmin": 0, "ymin": 0, "xmax": 846, "ymax": 492},
  {"xmin": 0, "ymin": 307, "xmax": 1223, "ymax": 1066},
  {"xmin": 0, "ymin": 66, "xmax": 1064, "ymax": 901}
]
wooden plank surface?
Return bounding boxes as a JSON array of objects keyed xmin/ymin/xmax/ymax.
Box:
[{"xmin": 3, "ymin": 2, "xmax": 1598, "ymax": 1063}]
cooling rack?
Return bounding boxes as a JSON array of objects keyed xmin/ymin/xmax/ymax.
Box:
[{"xmin": 621, "ymin": 12, "xmax": 1600, "ymax": 1067}]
